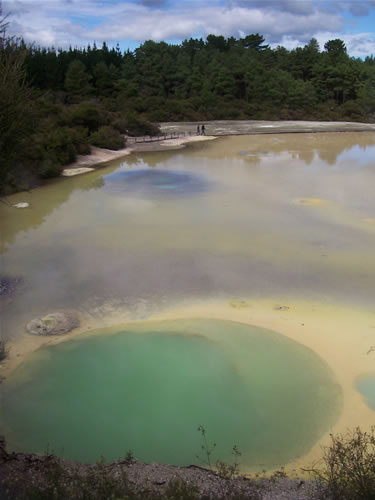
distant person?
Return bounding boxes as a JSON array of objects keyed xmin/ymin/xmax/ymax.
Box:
[
  {"xmin": 197, "ymin": 125, "xmax": 200, "ymax": 135},
  {"xmin": 201, "ymin": 124, "xmax": 206, "ymax": 135}
]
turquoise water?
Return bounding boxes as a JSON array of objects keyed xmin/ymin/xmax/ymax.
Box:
[
  {"xmin": 356, "ymin": 375, "xmax": 375, "ymax": 410},
  {"xmin": 3, "ymin": 132, "xmax": 375, "ymax": 470},
  {"xmin": 1, "ymin": 319, "xmax": 342, "ymax": 469}
]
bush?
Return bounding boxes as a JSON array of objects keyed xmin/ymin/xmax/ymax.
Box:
[
  {"xmin": 89, "ymin": 126, "xmax": 125, "ymax": 150},
  {"xmin": 38, "ymin": 157, "xmax": 65, "ymax": 179},
  {"xmin": 124, "ymin": 113, "xmax": 160, "ymax": 136},
  {"xmin": 66, "ymin": 103, "xmax": 105, "ymax": 133},
  {"xmin": 68, "ymin": 126, "xmax": 90, "ymax": 155},
  {"xmin": 311, "ymin": 427, "xmax": 375, "ymax": 500},
  {"xmin": 112, "ymin": 118, "xmax": 129, "ymax": 134},
  {"xmin": 44, "ymin": 128, "xmax": 76, "ymax": 165}
]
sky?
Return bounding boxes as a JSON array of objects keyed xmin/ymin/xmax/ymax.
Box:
[{"xmin": 2, "ymin": 0, "xmax": 375, "ymax": 57}]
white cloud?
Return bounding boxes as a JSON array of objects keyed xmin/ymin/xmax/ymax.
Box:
[
  {"xmin": 323, "ymin": 1, "xmax": 375, "ymax": 16},
  {"xmin": 229, "ymin": 0, "xmax": 316, "ymax": 15},
  {"xmin": 272, "ymin": 31, "xmax": 375, "ymax": 58},
  {"xmin": 316, "ymin": 31, "xmax": 375, "ymax": 57},
  {"xmin": 2, "ymin": 0, "xmax": 375, "ymax": 57}
]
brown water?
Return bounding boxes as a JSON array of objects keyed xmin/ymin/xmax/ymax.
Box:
[
  {"xmin": 1, "ymin": 132, "xmax": 375, "ymax": 467},
  {"xmin": 2, "ymin": 132, "xmax": 375, "ymax": 335}
]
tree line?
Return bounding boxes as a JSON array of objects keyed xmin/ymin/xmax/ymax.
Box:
[{"xmin": 1, "ymin": 14, "xmax": 375, "ymax": 193}]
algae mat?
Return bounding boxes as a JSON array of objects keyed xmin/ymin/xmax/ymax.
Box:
[{"xmin": 0, "ymin": 319, "xmax": 342, "ymax": 470}]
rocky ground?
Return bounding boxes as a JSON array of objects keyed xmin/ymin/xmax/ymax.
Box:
[{"xmin": 0, "ymin": 437, "xmax": 324, "ymax": 500}]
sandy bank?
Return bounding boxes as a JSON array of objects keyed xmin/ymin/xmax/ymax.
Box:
[
  {"xmin": 62, "ymin": 120, "xmax": 375, "ymax": 176},
  {"xmin": 2, "ymin": 295, "xmax": 375, "ymax": 473},
  {"xmin": 149, "ymin": 297, "xmax": 375, "ymax": 471},
  {"xmin": 62, "ymin": 135, "xmax": 216, "ymax": 176}
]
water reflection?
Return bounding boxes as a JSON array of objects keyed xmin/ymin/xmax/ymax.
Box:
[
  {"xmin": 211, "ymin": 132, "xmax": 375, "ymax": 166},
  {"xmin": 103, "ymin": 169, "xmax": 209, "ymax": 197},
  {"xmin": 1, "ymin": 132, "xmax": 375, "ymax": 342}
]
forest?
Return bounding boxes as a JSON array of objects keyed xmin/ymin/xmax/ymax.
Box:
[{"xmin": 1, "ymin": 16, "xmax": 375, "ymax": 193}]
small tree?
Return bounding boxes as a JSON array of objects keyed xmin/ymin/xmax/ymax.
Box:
[
  {"xmin": 0, "ymin": 6, "xmax": 35, "ymax": 192},
  {"xmin": 324, "ymin": 39, "xmax": 348, "ymax": 62},
  {"xmin": 64, "ymin": 59, "xmax": 92, "ymax": 100}
]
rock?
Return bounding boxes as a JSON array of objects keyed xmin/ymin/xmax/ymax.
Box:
[
  {"xmin": 13, "ymin": 202, "xmax": 30, "ymax": 208},
  {"xmin": 26, "ymin": 311, "xmax": 80, "ymax": 336},
  {"xmin": 273, "ymin": 305, "xmax": 290, "ymax": 311},
  {"xmin": 62, "ymin": 167, "xmax": 94, "ymax": 177}
]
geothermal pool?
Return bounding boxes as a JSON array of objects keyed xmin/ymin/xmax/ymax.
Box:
[
  {"xmin": 1, "ymin": 132, "xmax": 375, "ymax": 470},
  {"xmin": 0, "ymin": 319, "xmax": 341, "ymax": 467}
]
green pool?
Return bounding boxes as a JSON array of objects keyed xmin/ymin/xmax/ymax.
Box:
[
  {"xmin": 1, "ymin": 319, "xmax": 342, "ymax": 470},
  {"xmin": 356, "ymin": 375, "xmax": 375, "ymax": 411}
]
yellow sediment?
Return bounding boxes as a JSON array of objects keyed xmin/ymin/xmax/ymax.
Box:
[
  {"xmin": 295, "ymin": 197, "xmax": 329, "ymax": 205},
  {"xmin": 2, "ymin": 296, "xmax": 375, "ymax": 473},
  {"xmin": 294, "ymin": 197, "xmax": 375, "ymax": 236},
  {"xmin": 150, "ymin": 297, "xmax": 375, "ymax": 472}
]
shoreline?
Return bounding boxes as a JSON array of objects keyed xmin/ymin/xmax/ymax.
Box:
[
  {"xmin": 62, "ymin": 135, "xmax": 216, "ymax": 176},
  {"xmin": 2, "ymin": 121, "xmax": 375, "ymax": 476},
  {"xmin": 160, "ymin": 119, "xmax": 375, "ymax": 137},
  {"xmin": 62, "ymin": 119, "xmax": 375, "ymax": 177},
  {"xmin": 2, "ymin": 296, "xmax": 375, "ymax": 473}
]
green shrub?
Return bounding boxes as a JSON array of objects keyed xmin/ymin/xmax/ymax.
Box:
[
  {"xmin": 44, "ymin": 128, "xmax": 76, "ymax": 165},
  {"xmin": 67, "ymin": 126, "xmax": 90, "ymax": 155},
  {"xmin": 89, "ymin": 126, "xmax": 125, "ymax": 150},
  {"xmin": 38, "ymin": 157, "xmax": 65, "ymax": 179},
  {"xmin": 112, "ymin": 118, "xmax": 129, "ymax": 134},
  {"xmin": 66, "ymin": 103, "xmax": 105, "ymax": 133},
  {"xmin": 311, "ymin": 427, "xmax": 375, "ymax": 500},
  {"xmin": 124, "ymin": 113, "xmax": 160, "ymax": 136}
]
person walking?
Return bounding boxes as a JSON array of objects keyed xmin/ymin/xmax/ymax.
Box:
[
  {"xmin": 201, "ymin": 124, "xmax": 206, "ymax": 135},
  {"xmin": 197, "ymin": 125, "xmax": 200, "ymax": 135}
]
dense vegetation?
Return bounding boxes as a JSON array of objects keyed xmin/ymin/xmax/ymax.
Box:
[{"xmin": 1, "ymin": 8, "xmax": 375, "ymax": 192}]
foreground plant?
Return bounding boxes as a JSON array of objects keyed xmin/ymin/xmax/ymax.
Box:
[
  {"xmin": 308, "ymin": 427, "xmax": 375, "ymax": 500},
  {"xmin": 196, "ymin": 425, "xmax": 241, "ymax": 479}
]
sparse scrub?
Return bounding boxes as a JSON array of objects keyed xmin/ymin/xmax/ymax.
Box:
[
  {"xmin": 0, "ymin": 430, "xmax": 260, "ymax": 500},
  {"xmin": 216, "ymin": 445, "xmax": 241, "ymax": 479},
  {"xmin": 2, "ymin": 455, "xmax": 134, "ymax": 500},
  {"xmin": 197, "ymin": 425, "xmax": 241, "ymax": 479},
  {"xmin": 196, "ymin": 425, "xmax": 216, "ymax": 470},
  {"xmin": 1, "ymin": 456, "xmax": 255, "ymax": 499},
  {"xmin": 163, "ymin": 479, "xmax": 199, "ymax": 500},
  {"xmin": 309, "ymin": 427, "xmax": 375, "ymax": 500}
]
